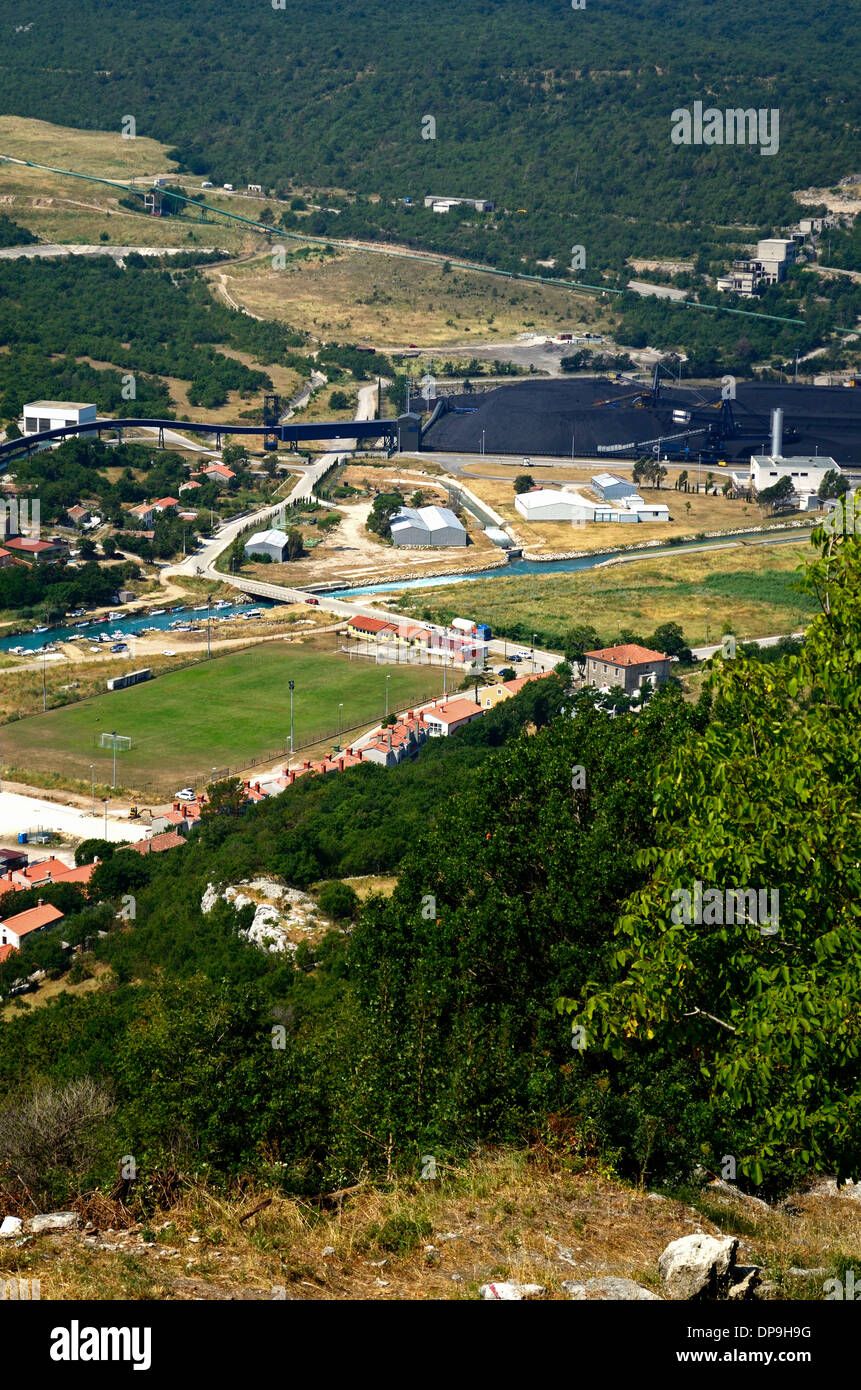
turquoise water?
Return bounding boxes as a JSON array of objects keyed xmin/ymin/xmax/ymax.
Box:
[{"xmin": 1, "ymin": 599, "xmax": 278, "ymax": 655}]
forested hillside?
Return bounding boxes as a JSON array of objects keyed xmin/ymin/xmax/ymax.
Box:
[
  {"xmin": 0, "ymin": 0, "xmax": 857, "ymax": 274},
  {"xmin": 1, "ymin": 531, "xmax": 859, "ymax": 1209}
]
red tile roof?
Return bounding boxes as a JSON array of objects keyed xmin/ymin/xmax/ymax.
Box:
[
  {"xmin": 0, "ymin": 943, "xmax": 16, "ymax": 963},
  {"xmin": 348, "ymin": 616, "xmax": 396, "ymax": 634},
  {"xmin": 1, "ymin": 901, "xmax": 64, "ymax": 939},
  {"xmin": 53, "ymin": 862, "xmax": 98, "ymax": 886},
  {"xmin": 8, "ymin": 857, "xmax": 70, "ymax": 888},
  {"xmin": 424, "ymin": 698, "xmax": 485, "ymax": 725},
  {"xmin": 129, "ymin": 829, "xmax": 186, "ymax": 855},
  {"xmin": 585, "ymin": 643, "xmax": 668, "ymax": 666},
  {"xmin": 153, "ymin": 496, "xmax": 179, "ymax": 509},
  {"xmin": 5, "ymin": 537, "xmax": 56, "ymax": 553}
]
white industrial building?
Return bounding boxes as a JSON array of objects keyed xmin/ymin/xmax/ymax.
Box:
[
  {"xmin": 717, "ymin": 238, "xmax": 797, "ymax": 296},
  {"xmin": 423, "ymin": 195, "xmax": 494, "ymax": 213},
  {"xmin": 591, "ymin": 472, "xmax": 638, "ymax": 501},
  {"xmin": 515, "ymin": 488, "xmax": 667, "ymax": 524},
  {"xmin": 19, "ymin": 401, "xmax": 97, "ymax": 448},
  {"xmin": 744, "ymin": 409, "xmax": 838, "ymax": 506},
  {"xmin": 243, "ymin": 528, "xmax": 289, "ymax": 562},
  {"xmin": 390, "ymin": 505, "xmax": 467, "ymax": 547}
]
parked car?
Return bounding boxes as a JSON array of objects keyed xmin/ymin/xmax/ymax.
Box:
[
  {"xmin": 305, "ymin": 597, "xmax": 319, "ymax": 606},
  {"xmin": 176, "ymin": 788, "xmax": 196, "ymax": 801}
]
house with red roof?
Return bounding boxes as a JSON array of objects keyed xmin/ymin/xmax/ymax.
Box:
[
  {"xmin": 420, "ymin": 697, "xmax": 486, "ymax": 738},
  {"xmin": 583, "ymin": 643, "xmax": 671, "ymax": 694},
  {"xmin": 128, "ymin": 503, "xmax": 155, "ymax": 527},
  {"xmin": 129, "ymin": 829, "xmax": 187, "ymax": 855},
  {"xmin": 4, "ymin": 536, "xmax": 67, "ymax": 564},
  {"xmin": 153, "ymin": 496, "xmax": 179, "ymax": 513},
  {"xmin": 0, "ymin": 547, "xmax": 12, "ymax": 569},
  {"xmin": 0, "ymin": 901, "xmax": 64, "ymax": 950},
  {"xmin": 195, "ymin": 463, "xmax": 235, "ymax": 485}
]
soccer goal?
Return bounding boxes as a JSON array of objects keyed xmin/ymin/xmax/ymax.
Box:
[{"xmin": 95, "ymin": 732, "xmax": 133, "ymax": 751}]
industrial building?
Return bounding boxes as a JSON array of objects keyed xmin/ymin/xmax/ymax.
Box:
[
  {"xmin": 19, "ymin": 401, "xmax": 97, "ymax": 448},
  {"xmin": 515, "ymin": 488, "xmax": 667, "ymax": 524},
  {"xmin": 423, "ymin": 195, "xmax": 494, "ymax": 213},
  {"xmin": 742, "ymin": 409, "xmax": 838, "ymax": 506},
  {"xmin": 243, "ymin": 528, "xmax": 290, "ymax": 562},
  {"xmin": 389, "ymin": 504, "xmax": 467, "ymax": 547},
  {"xmin": 591, "ymin": 472, "xmax": 638, "ymax": 501},
  {"xmin": 716, "ymin": 238, "xmax": 797, "ymax": 296}
]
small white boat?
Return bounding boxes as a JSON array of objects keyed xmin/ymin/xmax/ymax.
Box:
[{"xmin": 148, "ymin": 608, "xmax": 166, "ymax": 617}]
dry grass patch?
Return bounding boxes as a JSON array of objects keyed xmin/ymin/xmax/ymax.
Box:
[
  {"xmin": 5, "ymin": 1149, "xmax": 855, "ymax": 1300},
  {"xmin": 210, "ymin": 248, "xmax": 594, "ymax": 345}
]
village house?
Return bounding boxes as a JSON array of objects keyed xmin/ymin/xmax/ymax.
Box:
[
  {"xmin": 0, "ymin": 901, "xmax": 64, "ymax": 951},
  {"xmin": 583, "ymin": 643, "xmax": 672, "ymax": 695}
]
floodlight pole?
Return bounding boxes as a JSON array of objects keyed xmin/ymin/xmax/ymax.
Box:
[
  {"xmin": 112, "ymin": 730, "xmax": 117, "ymax": 789},
  {"xmin": 385, "ymin": 673, "xmax": 391, "ymax": 719},
  {"xmin": 103, "ymin": 798, "xmax": 108, "ymax": 839},
  {"xmin": 90, "ymin": 764, "xmax": 95, "ymax": 817},
  {"xmin": 288, "ymin": 679, "xmax": 294, "ymax": 755}
]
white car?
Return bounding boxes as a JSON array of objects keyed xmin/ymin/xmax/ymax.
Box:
[
  {"xmin": 162, "ymin": 649, "xmax": 176, "ymax": 656},
  {"xmin": 176, "ymin": 788, "xmax": 196, "ymax": 801}
]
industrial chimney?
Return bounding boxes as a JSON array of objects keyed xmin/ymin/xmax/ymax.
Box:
[{"xmin": 770, "ymin": 407, "xmax": 784, "ymax": 458}]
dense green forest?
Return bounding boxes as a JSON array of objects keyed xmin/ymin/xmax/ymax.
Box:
[
  {"xmin": 0, "ymin": 214, "xmax": 36, "ymax": 248},
  {"xmin": 1, "ymin": 530, "xmax": 858, "ymax": 1207},
  {"xmin": 0, "ymin": 0, "xmax": 857, "ymax": 277},
  {"xmin": 0, "ymin": 257, "xmax": 306, "ymax": 425}
]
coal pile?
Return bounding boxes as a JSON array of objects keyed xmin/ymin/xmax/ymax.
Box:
[{"xmin": 421, "ymin": 379, "xmax": 861, "ymax": 463}]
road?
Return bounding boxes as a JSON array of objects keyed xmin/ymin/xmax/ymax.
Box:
[
  {"xmin": 690, "ymin": 631, "xmax": 805, "ymax": 661},
  {"xmin": 0, "ymin": 789, "xmax": 147, "ymax": 846}
]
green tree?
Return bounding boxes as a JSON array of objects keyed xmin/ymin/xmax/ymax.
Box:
[
  {"xmin": 567, "ymin": 527, "xmax": 861, "ymax": 1186},
  {"xmin": 513, "ymin": 474, "xmax": 535, "ymax": 494},
  {"xmin": 318, "ymin": 880, "xmax": 359, "ymax": 922}
]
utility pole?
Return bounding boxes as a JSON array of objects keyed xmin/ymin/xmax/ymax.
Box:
[
  {"xmin": 112, "ymin": 730, "xmax": 117, "ymax": 790},
  {"xmin": 42, "ymin": 651, "xmax": 47, "ymax": 712},
  {"xmin": 90, "ymin": 764, "xmax": 95, "ymax": 817},
  {"xmin": 337, "ymin": 702, "xmax": 343, "ymax": 749},
  {"xmin": 206, "ymin": 598, "xmax": 212, "ymax": 658},
  {"xmin": 385, "ymin": 673, "xmax": 391, "ymax": 719},
  {"xmin": 103, "ymin": 798, "xmax": 108, "ymax": 840},
  {"xmin": 289, "ymin": 679, "xmax": 294, "ymax": 755},
  {"xmin": 532, "ymin": 632, "xmax": 536, "ymax": 674}
]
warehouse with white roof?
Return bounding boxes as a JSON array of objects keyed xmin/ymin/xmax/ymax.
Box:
[
  {"xmin": 243, "ymin": 528, "xmax": 290, "ymax": 561},
  {"xmin": 390, "ymin": 504, "xmax": 467, "ymax": 547}
]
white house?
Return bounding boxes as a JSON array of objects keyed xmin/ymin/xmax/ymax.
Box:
[
  {"xmin": 390, "ymin": 505, "xmax": 467, "ymax": 547},
  {"xmin": 19, "ymin": 401, "xmax": 97, "ymax": 449}
]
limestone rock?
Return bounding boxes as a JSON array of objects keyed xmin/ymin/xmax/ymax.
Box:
[
  {"xmin": 658, "ymin": 1233, "xmax": 739, "ymax": 1300},
  {"xmin": 563, "ymin": 1276, "xmax": 661, "ymax": 1301},
  {"xmin": 28, "ymin": 1211, "xmax": 80, "ymax": 1234}
]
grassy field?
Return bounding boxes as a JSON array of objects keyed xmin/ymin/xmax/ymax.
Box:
[
  {"xmin": 0, "ymin": 116, "xmax": 263, "ymax": 251},
  {"xmin": 5, "ymin": 642, "xmax": 446, "ymax": 798},
  {"xmin": 210, "ymin": 247, "xmax": 604, "ymax": 345},
  {"xmin": 400, "ymin": 541, "xmax": 817, "ymax": 649}
]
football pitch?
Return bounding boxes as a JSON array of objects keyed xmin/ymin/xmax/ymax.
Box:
[{"xmin": 6, "ymin": 644, "xmax": 446, "ymax": 798}]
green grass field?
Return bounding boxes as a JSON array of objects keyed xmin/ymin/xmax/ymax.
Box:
[
  {"xmin": 400, "ymin": 542, "xmax": 818, "ymax": 649},
  {"xmin": 6, "ymin": 644, "xmax": 445, "ymax": 799}
]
